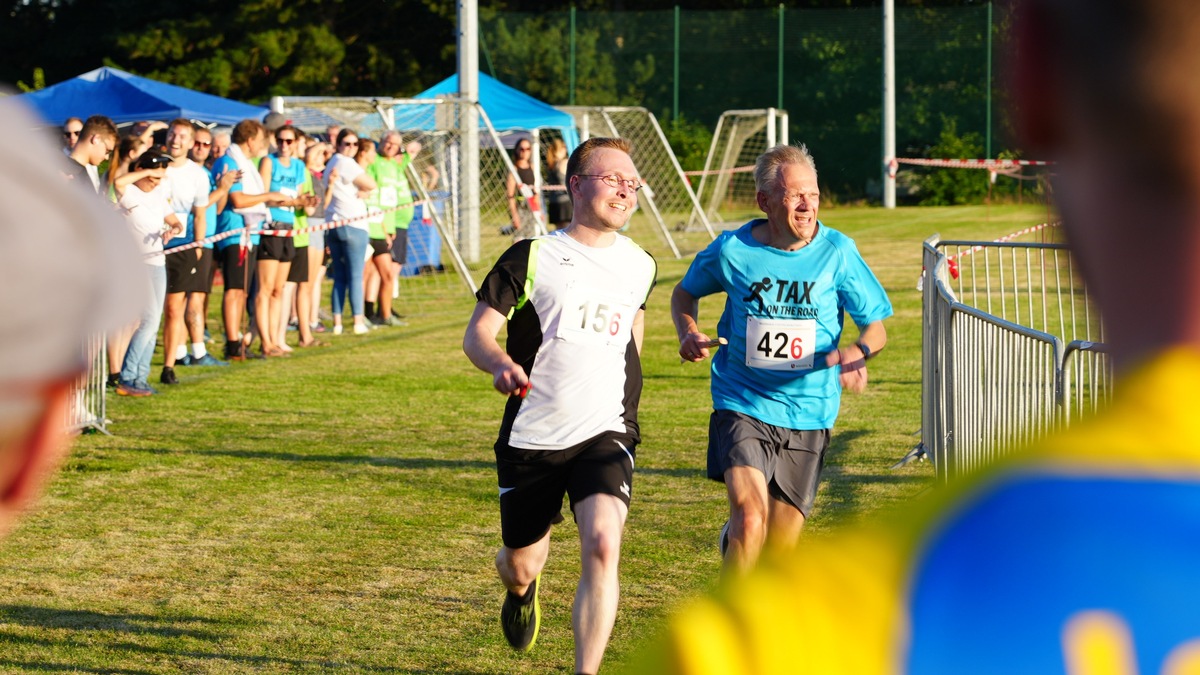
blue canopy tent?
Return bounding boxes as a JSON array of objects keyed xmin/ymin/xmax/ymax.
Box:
[
  {"xmin": 7, "ymin": 67, "xmax": 267, "ymax": 127},
  {"xmin": 390, "ymin": 73, "xmax": 579, "ymax": 149}
]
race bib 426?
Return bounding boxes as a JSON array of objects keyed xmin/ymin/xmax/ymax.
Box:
[{"xmin": 745, "ymin": 316, "xmax": 816, "ymax": 370}]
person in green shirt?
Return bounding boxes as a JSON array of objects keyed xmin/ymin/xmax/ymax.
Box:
[{"xmin": 365, "ymin": 131, "xmax": 420, "ymax": 326}]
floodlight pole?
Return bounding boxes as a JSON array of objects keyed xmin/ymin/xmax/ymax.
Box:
[
  {"xmin": 883, "ymin": 0, "xmax": 897, "ymax": 209},
  {"xmin": 458, "ymin": 0, "xmax": 481, "ymax": 262}
]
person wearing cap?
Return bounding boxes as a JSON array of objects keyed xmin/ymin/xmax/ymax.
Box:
[
  {"xmin": 0, "ymin": 99, "xmax": 144, "ymax": 539},
  {"xmin": 262, "ymin": 112, "xmax": 287, "ymax": 150},
  {"xmin": 112, "ymin": 150, "xmax": 184, "ymax": 396}
]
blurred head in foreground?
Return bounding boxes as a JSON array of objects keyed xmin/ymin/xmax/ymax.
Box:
[
  {"xmin": 0, "ymin": 98, "xmax": 144, "ymax": 537},
  {"xmin": 1013, "ymin": 0, "xmax": 1200, "ymax": 370}
]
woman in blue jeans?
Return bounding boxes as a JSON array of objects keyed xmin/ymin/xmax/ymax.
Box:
[
  {"xmin": 323, "ymin": 129, "xmax": 376, "ymax": 335},
  {"xmin": 113, "ymin": 150, "xmax": 182, "ymax": 396}
]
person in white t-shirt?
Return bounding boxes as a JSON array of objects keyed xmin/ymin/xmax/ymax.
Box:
[
  {"xmin": 113, "ymin": 150, "xmax": 183, "ymax": 397},
  {"xmin": 160, "ymin": 119, "xmax": 218, "ymax": 385},
  {"xmin": 463, "ymin": 137, "xmax": 657, "ymax": 675},
  {"xmin": 323, "ymin": 129, "xmax": 376, "ymax": 335}
]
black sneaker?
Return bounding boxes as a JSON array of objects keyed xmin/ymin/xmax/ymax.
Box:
[
  {"xmin": 500, "ymin": 574, "xmax": 541, "ymax": 652},
  {"xmin": 106, "ymin": 373, "xmax": 119, "ymax": 389},
  {"xmin": 159, "ymin": 367, "xmax": 179, "ymax": 385}
]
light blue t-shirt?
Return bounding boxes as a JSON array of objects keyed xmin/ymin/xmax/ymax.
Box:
[
  {"xmin": 680, "ymin": 219, "xmax": 893, "ymax": 430},
  {"xmin": 266, "ymin": 154, "xmax": 306, "ymax": 226},
  {"xmin": 213, "ymin": 155, "xmax": 259, "ymax": 250}
]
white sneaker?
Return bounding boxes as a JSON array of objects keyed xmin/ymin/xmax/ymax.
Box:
[
  {"xmin": 333, "ymin": 324, "xmax": 344, "ymax": 336},
  {"xmin": 353, "ymin": 323, "xmax": 370, "ymax": 335}
]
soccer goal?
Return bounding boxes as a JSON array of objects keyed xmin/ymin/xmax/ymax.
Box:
[
  {"xmin": 692, "ymin": 108, "xmax": 789, "ymax": 229},
  {"xmin": 272, "ymin": 96, "xmax": 555, "ymax": 312},
  {"xmin": 559, "ymin": 106, "xmax": 715, "ymax": 258}
]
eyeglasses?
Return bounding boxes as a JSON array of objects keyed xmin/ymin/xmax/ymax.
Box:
[
  {"xmin": 194, "ymin": 140, "xmax": 212, "ymax": 148},
  {"xmin": 64, "ymin": 130, "xmax": 81, "ymax": 138},
  {"xmin": 342, "ymin": 140, "xmax": 359, "ymax": 146},
  {"xmin": 279, "ymin": 138, "xmax": 296, "ymax": 145},
  {"xmin": 578, "ymin": 174, "xmax": 643, "ymax": 192}
]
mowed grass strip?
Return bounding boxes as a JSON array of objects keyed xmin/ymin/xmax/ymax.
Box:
[{"xmin": 0, "ymin": 205, "xmax": 1049, "ymax": 673}]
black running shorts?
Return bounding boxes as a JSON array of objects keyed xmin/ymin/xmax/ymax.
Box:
[
  {"xmin": 166, "ymin": 247, "xmax": 210, "ymax": 294},
  {"xmin": 494, "ymin": 430, "xmax": 637, "ymax": 549},
  {"xmin": 220, "ymin": 244, "xmax": 256, "ymax": 291},
  {"xmin": 257, "ymin": 234, "xmax": 295, "ymax": 263},
  {"xmin": 287, "ymin": 245, "xmax": 309, "ymax": 282}
]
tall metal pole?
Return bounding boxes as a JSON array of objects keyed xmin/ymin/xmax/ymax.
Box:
[
  {"xmin": 458, "ymin": 0, "xmax": 481, "ymax": 262},
  {"xmin": 777, "ymin": 4, "xmax": 785, "ymax": 110},
  {"xmin": 569, "ymin": 6, "xmax": 577, "ymax": 106},
  {"xmin": 673, "ymin": 6, "xmax": 680, "ymax": 121},
  {"xmin": 985, "ymin": 1, "xmax": 993, "ymax": 159},
  {"xmin": 882, "ymin": 0, "xmax": 896, "ymax": 209}
]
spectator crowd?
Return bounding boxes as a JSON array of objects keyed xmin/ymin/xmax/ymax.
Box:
[{"xmin": 60, "ymin": 112, "xmax": 428, "ymax": 397}]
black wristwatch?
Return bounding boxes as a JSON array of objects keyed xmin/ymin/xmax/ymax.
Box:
[{"xmin": 855, "ymin": 341, "xmax": 874, "ymax": 360}]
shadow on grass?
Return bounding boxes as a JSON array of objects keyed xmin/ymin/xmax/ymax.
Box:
[
  {"xmin": 818, "ymin": 428, "xmax": 934, "ymax": 527},
  {"xmin": 0, "ymin": 624, "xmax": 447, "ymax": 673},
  {"xmin": 0, "ymin": 659, "xmax": 153, "ymax": 675},
  {"xmin": 138, "ymin": 446, "xmax": 496, "ymax": 472},
  {"xmin": 0, "ymin": 606, "xmax": 221, "ymax": 640}
]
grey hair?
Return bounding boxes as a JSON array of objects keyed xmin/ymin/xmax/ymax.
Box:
[{"xmin": 754, "ymin": 144, "xmax": 818, "ymax": 195}]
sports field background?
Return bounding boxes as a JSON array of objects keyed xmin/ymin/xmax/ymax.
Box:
[{"xmin": 0, "ymin": 204, "xmax": 1050, "ymax": 673}]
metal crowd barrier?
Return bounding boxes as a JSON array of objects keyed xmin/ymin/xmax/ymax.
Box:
[
  {"xmin": 65, "ymin": 332, "xmax": 108, "ymax": 435},
  {"xmin": 919, "ymin": 234, "xmax": 1111, "ymax": 483}
]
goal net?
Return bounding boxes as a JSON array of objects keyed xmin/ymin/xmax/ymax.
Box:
[
  {"xmin": 559, "ymin": 106, "xmax": 715, "ymax": 258},
  {"xmin": 693, "ymin": 108, "xmax": 789, "ymax": 229},
  {"xmin": 273, "ymin": 96, "xmax": 553, "ymax": 315}
]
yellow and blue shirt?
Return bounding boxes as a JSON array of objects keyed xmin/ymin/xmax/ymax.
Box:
[{"xmin": 636, "ymin": 348, "xmax": 1200, "ymax": 674}]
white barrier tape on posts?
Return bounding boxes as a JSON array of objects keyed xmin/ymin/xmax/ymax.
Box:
[
  {"xmin": 897, "ymin": 157, "xmax": 1056, "ymax": 168},
  {"xmin": 916, "ymin": 222, "xmax": 1061, "ymax": 290},
  {"xmin": 154, "ymin": 197, "xmax": 444, "ymax": 258},
  {"xmin": 682, "ymin": 165, "xmax": 756, "ymax": 177}
]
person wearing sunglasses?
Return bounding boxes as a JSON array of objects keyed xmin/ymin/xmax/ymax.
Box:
[
  {"xmin": 62, "ymin": 115, "xmax": 117, "ymax": 194},
  {"xmin": 323, "ymin": 129, "xmax": 377, "ymax": 336},
  {"xmin": 503, "ymin": 139, "xmax": 540, "ymax": 238},
  {"xmin": 211, "ymin": 119, "xmax": 295, "ymax": 361},
  {"xmin": 464, "ymin": 137, "xmax": 656, "ymax": 675},
  {"xmin": 61, "ymin": 117, "xmax": 83, "ymax": 153},
  {"xmin": 255, "ymin": 125, "xmax": 315, "ymax": 357}
]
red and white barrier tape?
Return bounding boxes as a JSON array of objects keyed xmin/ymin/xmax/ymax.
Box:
[
  {"xmin": 917, "ymin": 221, "xmax": 1061, "ymax": 289},
  {"xmin": 150, "ymin": 197, "xmax": 442, "ymax": 259},
  {"xmin": 900, "ymin": 158, "xmax": 1053, "ymax": 169},
  {"xmin": 683, "ymin": 164, "xmax": 757, "ymax": 177}
]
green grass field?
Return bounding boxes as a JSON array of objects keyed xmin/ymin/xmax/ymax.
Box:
[{"xmin": 0, "ymin": 205, "xmax": 1051, "ymax": 673}]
